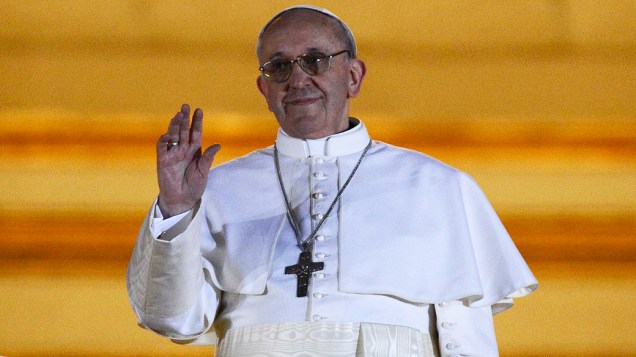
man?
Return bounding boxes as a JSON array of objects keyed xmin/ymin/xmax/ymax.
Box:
[{"xmin": 127, "ymin": 6, "xmax": 537, "ymax": 356}]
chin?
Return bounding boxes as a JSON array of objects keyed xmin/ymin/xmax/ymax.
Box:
[{"xmin": 284, "ymin": 116, "xmax": 319, "ymax": 133}]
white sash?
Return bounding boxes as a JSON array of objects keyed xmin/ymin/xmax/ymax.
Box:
[{"xmin": 216, "ymin": 321, "xmax": 438, "ymax": 357}]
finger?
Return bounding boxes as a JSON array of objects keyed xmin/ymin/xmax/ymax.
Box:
[
  {"xmin": 166, "ymin": 110, "xmax": 185, "ymax": 143},
  {"xmin": 190, "ymin": 108, "xmax": 204, "ymax": 147},
  {"xmin": 157, "ymin": 133, "xmax": 172, "ymax": 155},
  {"xmin": 181, "ymin": 103, "xmax": 190, "ymax": 114},
  {"xmin": 178, "ymin": 104, "xmax": 191, "ymax": 145}
]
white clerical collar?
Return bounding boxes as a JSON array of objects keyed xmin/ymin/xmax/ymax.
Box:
[{"xmin": 275, "ymin": 119, "xmax": 371, "ymax": 158}]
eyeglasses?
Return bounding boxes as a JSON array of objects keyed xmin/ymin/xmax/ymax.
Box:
[{"xmin": 259, "ymin": 49, "xmax": 350, "ymax": 83}]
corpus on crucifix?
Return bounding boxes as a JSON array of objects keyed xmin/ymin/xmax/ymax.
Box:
[{"xmin": 285, "ymin": 251, "xmax": 325, "ymax": 297}]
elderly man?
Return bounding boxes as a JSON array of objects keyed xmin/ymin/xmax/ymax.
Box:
[{"xmin": 127, "ymin": 5, "xmax": 537, "ymax": 356}]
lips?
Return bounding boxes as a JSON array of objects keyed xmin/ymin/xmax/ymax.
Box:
[{"xmin": 284, "ymin": 97, "xmax": 320, "ymax": 106}]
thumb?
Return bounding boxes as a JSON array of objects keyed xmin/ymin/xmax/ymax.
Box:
[{"xmin": 199, "ymin": 144, "xmax": 221, "ymax": 170}]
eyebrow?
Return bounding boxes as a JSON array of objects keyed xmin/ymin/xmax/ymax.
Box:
[{"xmin": 268, "ymin": 47, "xmax": 325, "ymax": 60}]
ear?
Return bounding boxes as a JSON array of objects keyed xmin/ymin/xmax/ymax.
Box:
[
  {"xmin": 256, "ymin": 75, "xmax": 267, "ymax": 96},
  {"xmin": 346, "ymin": 59, "xmax": 366, "ymax": 98}
]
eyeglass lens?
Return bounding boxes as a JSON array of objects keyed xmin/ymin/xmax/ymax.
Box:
[{"xmin": 263, "ymin": 53, "xmax": 329, "ymax": 82}]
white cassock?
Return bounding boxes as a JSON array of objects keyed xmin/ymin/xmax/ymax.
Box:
[{"xmin": 127, "ymin": 119, "xmax": 538, "ymax": 356}]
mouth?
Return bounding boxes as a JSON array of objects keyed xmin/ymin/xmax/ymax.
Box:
[{"xmin": 284, "ymin": 97, "xmax": 320, "ymax": 106}]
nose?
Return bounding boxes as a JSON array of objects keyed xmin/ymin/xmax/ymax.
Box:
[{"xmin": 287, "ymin": 60, "xmax": 311, "ymax": 88}]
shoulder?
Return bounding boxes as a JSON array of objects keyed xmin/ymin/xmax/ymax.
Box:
[
  {"xmin": 211, "ymin": 146, "xmax": 274, "ymax": 174},
  {"xmin": 367, "ymin": 141, "xmax": 471, "ymax": 182},
  {"xmin": 206, "ymin": 146, "xmax": 275, "ymax": 188}
]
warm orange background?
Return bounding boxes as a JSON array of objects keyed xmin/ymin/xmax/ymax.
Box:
[{"xmin": 1, "ymin": 1, "xmax": 635, "ymax": 356}]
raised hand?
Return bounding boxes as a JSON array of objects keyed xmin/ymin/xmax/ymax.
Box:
[{"xmin": 156, "ymin": 104, "xmax": 221, "ymax": 218}]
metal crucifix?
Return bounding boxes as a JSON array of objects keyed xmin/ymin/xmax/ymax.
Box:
[{"xmin": 285, "ymin": 251, "xmax": 325, "ymax": 297}]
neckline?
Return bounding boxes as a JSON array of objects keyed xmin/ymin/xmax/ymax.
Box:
[{"xmin": 275, "ymin": 119, "xmax": 371, "ymax": 158}]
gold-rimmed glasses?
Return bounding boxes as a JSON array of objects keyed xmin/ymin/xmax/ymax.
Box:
[{"xmin": 259, "ymin": 50, "xmax": 350, "ymax": 83}]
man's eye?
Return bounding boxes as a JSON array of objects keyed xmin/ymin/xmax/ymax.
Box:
[
  {"xmin": 269, "ymin": 61, "xmax": 289, "ymax": 72},
  {"xmin": 304, "ymin": 55, "xmax": 325, "ymax": 64}
]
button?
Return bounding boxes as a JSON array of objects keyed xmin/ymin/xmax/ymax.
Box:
[
  {"xmin": 315, "ymin": 252, "xmax": 328, "ymax": 259},
  {"xmin": 313, "ymin": 293, "xmax": 325, "ymax": 298},
  {"xmin": 312, "ymin": 213, "xmax": 324, "ymax": 220},
  {"xmin": 441, "ymin": 322, "xmax": 455, "ymax": 329},
  {"xmin": 313, "ymin": 171, "xmax": 327, "ymax": 179},
  {"xmin": 445, "ymin": 343, "xmax": 460, "ymax": 350},
  {"xmin": 312, "ymin": 192, "xmax": 326, "ymax": 200},
  {"xmin": 438, "ymin": 302, "xmax": 448, "ymax": 307},
  {"xmin": 314, "ymin": 273, "xmax": 327, "ymax": 279},
  {"xmin": 315, "ymin": 235, "xmax": 326, "ymax": 241},
  {"xmin": 312, "ymin": 315, "xmax": 324, "ymax": 321}
]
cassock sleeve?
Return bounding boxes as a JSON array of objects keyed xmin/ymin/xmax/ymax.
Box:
[{"xmin": 126, "ymin": 200, "xmax": 221, "ymax": 345}]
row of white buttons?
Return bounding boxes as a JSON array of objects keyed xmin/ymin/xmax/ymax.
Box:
[
  {"xmin": 311, "ymin": 157, "xmax": 330, "ymax": 321},
  {"xmin": 311, "ymin": 268, "xmax": 327, "ymax": 319},
  {"xmin": 309, "ymin": 161, "xmax": 332, "ymax": 323},
  {"xmin": 437, "ymin": 302, "xmax": 460, "ymax": 351}
]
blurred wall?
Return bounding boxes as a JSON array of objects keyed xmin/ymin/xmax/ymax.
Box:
[{"xmin": 1, "ymin": 1, "xmax": 635, "ymax": 356}]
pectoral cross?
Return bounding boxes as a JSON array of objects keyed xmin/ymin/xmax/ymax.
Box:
[{"xmin": 285, "ymin": 251, "xmax": 324, "ymax": 297}]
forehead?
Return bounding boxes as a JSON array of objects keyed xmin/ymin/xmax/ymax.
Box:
[{"xmin": 260, "ymin": 11, "xmax": 341, "ymax": 57}]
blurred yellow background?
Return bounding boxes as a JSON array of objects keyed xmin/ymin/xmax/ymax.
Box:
[{"xmin": 1, "ymin": 1, "xmax": 634, "ymax": 356}]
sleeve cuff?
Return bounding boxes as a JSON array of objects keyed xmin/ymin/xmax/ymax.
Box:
[{"xmin": 149, "ymin": 198, "xmax": 196, "ymax": 241}]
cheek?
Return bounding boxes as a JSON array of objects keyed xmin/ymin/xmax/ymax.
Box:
[
  {"xmin": 265, "ymin": 96, "xmax": 277, "ymax": 112},
  {"xmin": 323, "ymin": 81, "xmax": 349, "ymax": 106},
  {"xmin": 269, "ymin": 93, "xmax": 284, "ymax": 112},
  {"xmin": 261, "ymin": 87, "xmax": 281, "ymax": 111},
  {"xmin": 329, "ymin": 71, "xmax": 352, "ymax": 96}
]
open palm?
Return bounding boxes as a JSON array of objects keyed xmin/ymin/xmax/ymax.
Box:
[{"xmin": 156, "ymin": 104, "xmax": 220, "ymax": 217}]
